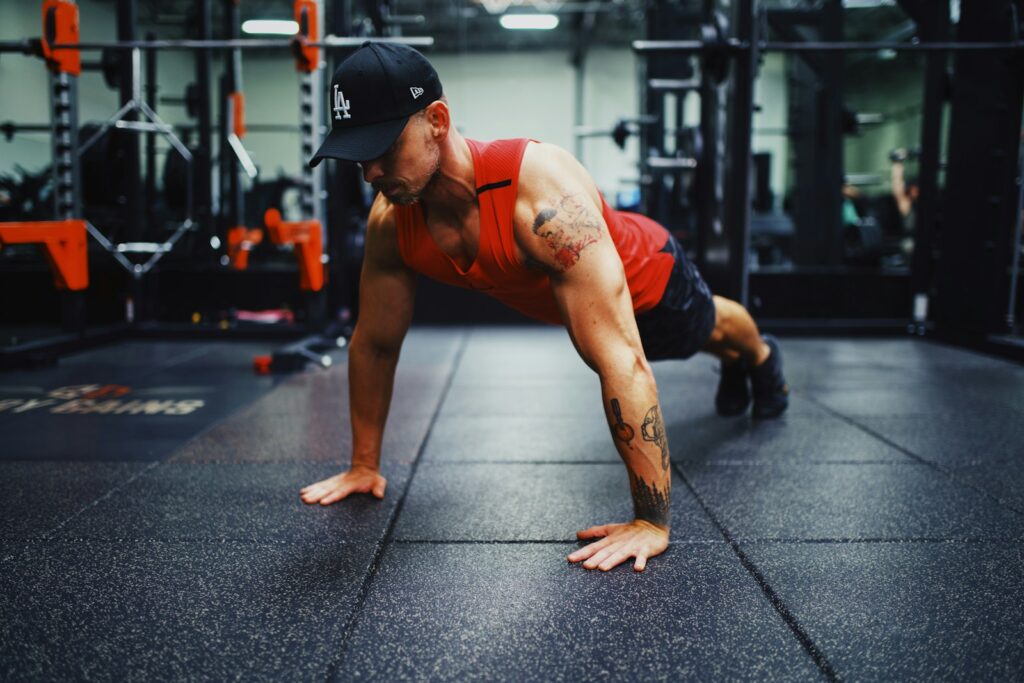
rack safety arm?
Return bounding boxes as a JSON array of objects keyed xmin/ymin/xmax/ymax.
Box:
[
  {"xmin": 264, "ymin": 208, "xmax": 324, "ymax": 292},
  {"xmin": 293, "ymin": 0, "xmax": 319, "ymax": 72},
  {"xmin": 226, "ymin": 226, "xmax": 263, "ymax": 270},
  {"xmin": 41, "ymin": 0, "xmax": 80, "ymax": 75},
  {"xmin": 0, "ymin": 220, "xmax": 88, "ymax": 290}
]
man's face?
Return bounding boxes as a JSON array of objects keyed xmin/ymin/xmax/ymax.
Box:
[{"xmin": 358, "ymin": 113, "xmax": 441, "ymax": 206}]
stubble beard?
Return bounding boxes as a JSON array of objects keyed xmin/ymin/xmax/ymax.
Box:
[{"xmin": 387, "ymin": 143, "xmax": 442, "ymax": 206}]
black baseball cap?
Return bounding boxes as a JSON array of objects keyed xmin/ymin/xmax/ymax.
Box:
[{"xmin": 308, "ymin": 41, "xmax": 443, "ymax": 166}]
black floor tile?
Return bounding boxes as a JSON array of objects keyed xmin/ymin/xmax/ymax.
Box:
[
  {"xmin": 744, "ymin": 541, "xmax": 1024, "ymax": 681},
  {"xmin": 853, "ymin": 414, "xmax": 1024, "ymax": 465},
  {"xmin": 331, "ymin": 543, "xmax": 821, "ymax": 682},
  {"xmin": 950, "ymin": 461, "xmax": 1024, "ymax": 512},
  {"xmin": 54, "ymin": 462, "xmax": 411, "ymax": 543},
  {"xmin": 393, "ymin": 463, "xmax": 719, "ymax": 541},
  {"xmin": 681, "ymin": 462, "xmax": 1024, "ymax": 541},
  {"xmin": 0, "ymin": 462, "xmax": 150, "ymax": 539},
  {"xmin": 670, "ymin": 413, "xmax": 911, "ymax": 464},
  {"xmin": 439, "ymin": 381, "xmax": 603, "ymax": 418},
  {"xmin": 0, "ymin": 539, "xmax": 374, "ymax": 682},
  {"xmin": 246, "ymin": 362, "xmax": 456, "ymax": 419},
  {"xmin": 807, "ymin": 384, "xmax": 1007, "ymax": 418},
  {"xmin": 422, "ymin": 414, "xmax": 618, "ymax": 463},
  {"xmin": 171, "ymin": 413, "xmax": 433, "ymax": 465}
]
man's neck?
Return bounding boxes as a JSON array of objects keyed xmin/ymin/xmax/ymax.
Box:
[{"xmin": 419, "ymin": 132, "xmax": 477, "ymax": 218}]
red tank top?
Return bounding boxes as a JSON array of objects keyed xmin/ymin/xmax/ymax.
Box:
[{"xmin": 393, "ymin": 137, "xmax": 674, "ymax": 325}]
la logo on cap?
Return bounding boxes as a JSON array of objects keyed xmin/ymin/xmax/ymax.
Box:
[
  {"xmin": 333, "ymin": 84, "xmax": 351, "ymax": 120},
  {"xmin": 410, "ymin": 87, "xmax": 424, "ymax": 100}
]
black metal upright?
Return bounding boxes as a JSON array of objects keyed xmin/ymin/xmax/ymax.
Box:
[
  {"xmin": 696, "ymin": 0, "xmax": 722, "ymax": 276},
  {"xmin": 905, "ymin": 0, "xmax": 950, "ymax": 335},
  {"xmin": 194, "ymin": 0, "xmax": 214, "ymax": 239},
  {"xmin": 719, "ymin": 0, "xmax": 756, "ymax": 304},
  {"xmin": 221, "ymin": 0, "xmax": 243, "ymax": 233},
  {"xmin": 781, "ymin": 0, "xmax": 845, "ymax": 267},
  {"xmin": 933, "ymin": 0, "xmax": 1024, "ymax": 342},
  {"xmin": 144, "ymin": 31, "xmax": 158, "ymax": 234},
  {"xmin": 117, "ymin": 0, "xmax": 144, "ymax": 241}
]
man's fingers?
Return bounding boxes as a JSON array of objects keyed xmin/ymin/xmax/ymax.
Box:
[
  {"xmin": 568, "ymin": 536, "xmax": 613, "ymax": 563},
  {"xmin": 582, "ymin": 545, "xmax": 619, "ymax": 570},
  {"xmin": 319, "ymin": 485, "xmax": 354, "ymax": 505},
  {"xmin": 634, "ymin": 555, "xmax": 648, "ymax": 572},
  {"xmin": 599, "ymin": 550, "xmax": 630, "ymax": 571},
  {"xmin": 300, "ymin": 486, "xmax": 327, "ymax": 504},
  {"xmin": 576, "ymin": 524, "xmax": 611, "ymax": 540},
  {"xmin": 371, "ymin": 481, "xmax": 386, "ymax": 499}
]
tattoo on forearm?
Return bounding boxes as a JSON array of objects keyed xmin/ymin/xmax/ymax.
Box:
[
  {"xmin": 531, "ymin": 193, "xmax": 603, "ymax": 271},
  {"xmin": 609, "ymin": 398, "xmax": 635, "ymax": 447},
  {"xmin": 641, "ymin": 405, "xmax": 670, "ymax": 471},
  {"xmin": 629, "ymin": 470, "xmax": 671, "ymax": 528}
]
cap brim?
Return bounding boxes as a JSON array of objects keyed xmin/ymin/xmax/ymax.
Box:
[{"xmin": 307, "ymin": 116, "xmax": 411, "ymax": 167}]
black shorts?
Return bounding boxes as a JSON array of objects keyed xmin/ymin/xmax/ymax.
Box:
[{"xmin": 635, "ymin": 233, "xmax": 717, "ymax": 361}]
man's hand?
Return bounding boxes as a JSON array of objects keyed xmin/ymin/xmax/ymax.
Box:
[
  {"xmin": 567, "ymin": 520, "xmax": 669, "ymax": 572},
  {"xmin": 300, "ymin": 465, "xmax": 387, "ymax": 505}
]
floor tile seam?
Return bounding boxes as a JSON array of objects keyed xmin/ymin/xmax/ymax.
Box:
[
  {"xmin": 0, "ymin": 536, "xmax": 377, "ymax": 546},
  {"xmin": 437, "ymin": 412, "xmax": 599, "ymax": 418},
  {"xmin": 322, "ymin": 329, "xmax": 470, "ymax": 683},
  {"xmin": 732, "ymin": 537, "xmax": 1023, "ymax": 545},
  {"xmin": 415, "ymin": 458, "xmax": 932, "ymax": 466},
  {"xmin": 11, "ymin": 536, "xmax": 1017, "ymax": 546},
  {"xmin": 388, "ymin": 538, "xmax": 728, "ymax": 545},
  {"xmin": 418, "ymin": 460, "xmax": 622, "ymax": 466},
  {"xmin": 0, "ymin": 460, "xmax": 165, "ymax": 567},
  {"xmin": 675, "ymin": 459, "xmax": 928, "ymax": 467},
  {"xmin": 672, "ymin": 461, "xmax": 840, "ymax": 682},
  {"xmin": 803, "ymin": 394, "xmax": 1024, "ymax": 518}
]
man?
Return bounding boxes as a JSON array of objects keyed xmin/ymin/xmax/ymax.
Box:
[
  {"xmin": 299, "ymin": 43, "xmax": 789, "ymax": 572},
  {"xmin": 890, "ymin": 147, "xmax": 920, "ymax": 256}
]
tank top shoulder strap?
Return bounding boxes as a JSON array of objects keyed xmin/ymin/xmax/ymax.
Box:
[{"xmin": 471, "ymin": 137, "xmax": 535, "ymax": 269}]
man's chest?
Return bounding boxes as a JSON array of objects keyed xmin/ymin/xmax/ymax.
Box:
[{"xmin": 423, "ymin": 202, "xmax": 535, "ymax": 272}]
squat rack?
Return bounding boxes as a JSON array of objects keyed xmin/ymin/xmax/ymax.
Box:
[
  {"xmin": 0, "ymin": 0, "xmax": 434, "ymax": 369},
  {"xmin": 631, "ymin": 0, "xmax": 1024, "ymax": 357}
]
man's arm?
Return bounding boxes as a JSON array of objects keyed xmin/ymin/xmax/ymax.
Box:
[
  {"xmin": 890, "ymin": 151, "xmax": 913, "ymax": 217},
  {"xmin": 515, "ymin": 143, "xmax": 671, "ymax": 572},
  {"xmin": 300, "ymin": 195, "xmax": 417, "ymax": 505}
]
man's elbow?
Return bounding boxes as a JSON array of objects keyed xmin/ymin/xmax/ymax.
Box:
[
  {"xmin": 350, "ymin": 325, "xmax": 404, "ymax": 359},
  {"xmin": 593, "ymin": 347, "xmax": 655, "ymax": 387}
]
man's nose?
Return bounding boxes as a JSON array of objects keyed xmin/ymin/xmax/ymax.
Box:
[{"xmin": 361, "ymin": 159, "xmax": 384, "ymax": 183}]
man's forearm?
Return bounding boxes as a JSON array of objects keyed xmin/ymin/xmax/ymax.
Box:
[
  {"xmin": 348, "ymin": 331, "xmax": 401, "ymax": 470},
  {"xmin": 600, "ymin": 369, "xmax": 672, "ymax": 529}
]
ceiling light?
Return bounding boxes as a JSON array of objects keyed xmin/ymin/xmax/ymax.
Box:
[
  {"xmin": 500, "ymin": 14, "xmax": 559, "ymax": 30},
  {"xmin": 241, "ymin": 19, "xmax": 299, "ymax": 35},
  {"xmin": 842, "ymin": 0, "xmax": 895, "ymax": 8}
]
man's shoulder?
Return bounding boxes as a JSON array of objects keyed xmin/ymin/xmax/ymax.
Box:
[
  {"xmin": 364, "ymin": 194, "xmax": 408, "ymax": 270},
  {"xmin": 520, "ymin": 141, "xmax": 596, "ymax": 190},
  {"xmin": 367, "ymin": 193, "xmax": 398, "ymax": 234}
]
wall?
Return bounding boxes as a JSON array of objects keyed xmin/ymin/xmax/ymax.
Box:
[{"xmin": 1, "ymin": 4, "xmax": 797, "ymax": 218}]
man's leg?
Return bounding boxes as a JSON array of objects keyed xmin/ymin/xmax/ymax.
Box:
[
  {"xmin": 702, "ymin": 295, "xmax": 770, "ymax": 367},
  {"xmin": 702, "ymin": 295, "xmax": 789, "ymax": 418}
]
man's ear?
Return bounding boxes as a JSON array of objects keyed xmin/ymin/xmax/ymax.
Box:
[{"xmin": 424, "ymin": 100, "xmax": 450, "ymax": 139}]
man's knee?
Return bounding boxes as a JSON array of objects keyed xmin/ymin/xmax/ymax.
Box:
[{"xmin": 708, "ymin": 295, "xmax": 732, "ymax": 342}]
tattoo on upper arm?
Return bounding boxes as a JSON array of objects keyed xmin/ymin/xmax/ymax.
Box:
[
  {"xmin": 641, "ymin": 405, "xmax": 670, "ymax": 471},
  {"xmin": 531, "ymin": 193, "xmax": 603, "ymax": 272},
  {"xmin": 628, "ymin": 470, "xmax": 671, "ymax": 528},
  {"xmin": 609, "ymin": 398, "xmax": 635, "ymax": 447}
]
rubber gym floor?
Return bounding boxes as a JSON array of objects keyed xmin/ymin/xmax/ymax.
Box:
[{"xmin": 1, "ymin": 327, "xmax": 1023, "ymax": 681}]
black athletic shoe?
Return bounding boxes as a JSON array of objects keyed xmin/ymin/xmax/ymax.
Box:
[
  {"xmin": 715, "ymin": 358, "xmax": 751, "ymax": 416},
  {"xmin": 750, "ymin": 335, "xmax": 789, "ymax": 419}
]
